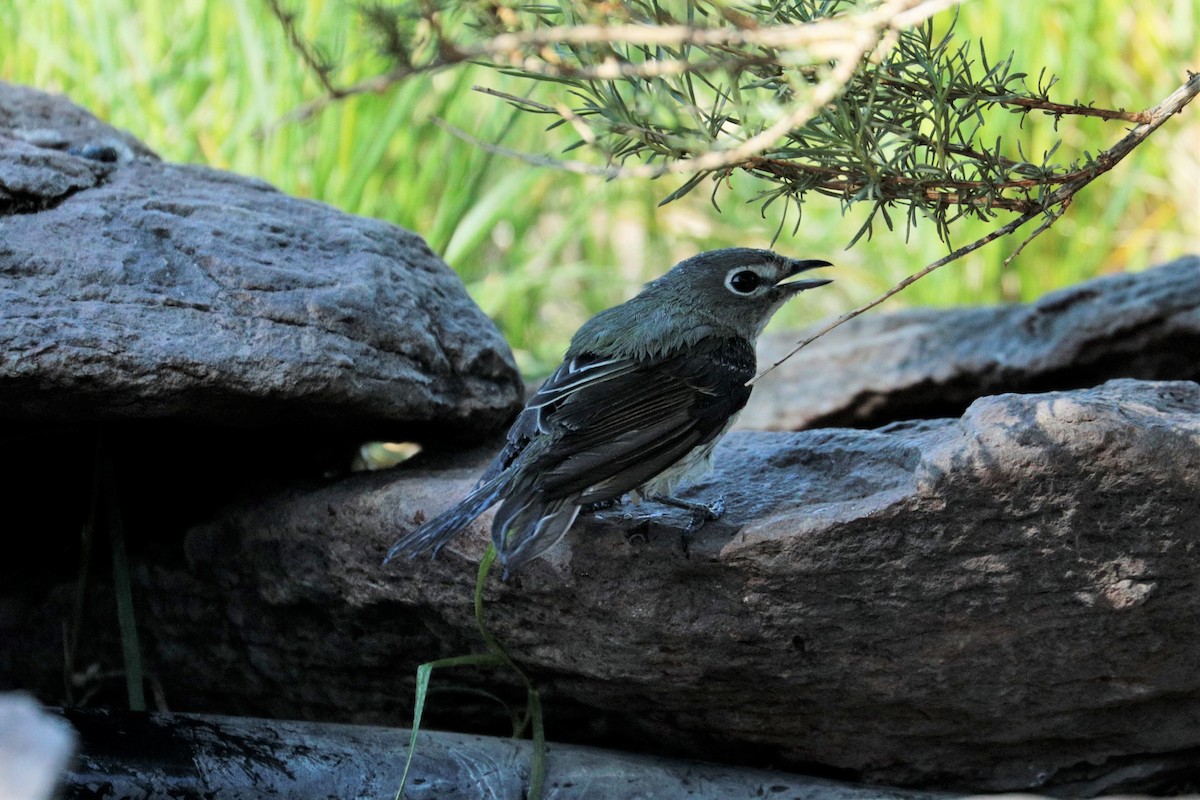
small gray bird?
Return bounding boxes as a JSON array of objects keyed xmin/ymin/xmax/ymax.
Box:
[{"xmin": 385, "ymin": 248, "xmax": 832, "ymax": 573}]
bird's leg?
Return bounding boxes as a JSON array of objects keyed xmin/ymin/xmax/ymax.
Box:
[
  {"xmin": 613, "ymin": 493, "xmax": 725, "ymax": 549},
  {"xmin": 645, "ymin": 493, "xmax": 725, "ymax": 533},
  {"xmin": 581, "ymin": 498, "xmax": 619, "ymax": 514}
]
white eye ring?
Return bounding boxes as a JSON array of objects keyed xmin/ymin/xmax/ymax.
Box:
[{"xmin": 725, "ymin": 267, "xmax": 764, "ymax": 295}]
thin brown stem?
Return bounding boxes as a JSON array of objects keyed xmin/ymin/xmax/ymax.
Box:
[
  {"xmin": 264, "ymin": 0, "xmax": 339, "ymax": 97},
  {"xmin": 265, "ymin": 0, "xmax": 961, "ymax": 134},
  {"xmin": 875, "ymin": 75, "xmax": 1152, "ymax": 123},
  {"xmin": 748, "ymin": 205, "xmax": 1042, "ymax": 386},
  {"xmin": 982, "ymin": 92, "xmax": 1151, "ymax": 123}
]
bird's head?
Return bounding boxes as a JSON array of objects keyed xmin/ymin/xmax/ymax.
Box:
[
  {"xmin": 646, "ymin": 248, "xmax": 833, "ymax": 340},
  {"xmin": 568, "ymin": 247, "xmax": 832, "ymax": 360}
]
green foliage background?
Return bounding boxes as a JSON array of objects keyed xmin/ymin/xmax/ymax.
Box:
[{"xmin": 3, "ymin": 0, "xmax": 1197, "ymax": 376}]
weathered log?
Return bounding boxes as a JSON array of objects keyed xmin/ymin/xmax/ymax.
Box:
[{"xmin": 61, "ymin": 707, "xmax": 952, "ymax": 800}]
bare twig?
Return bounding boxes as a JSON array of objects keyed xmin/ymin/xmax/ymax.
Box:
[
  {"xmin": 264, "ymin": 0, "xmax": 339, "ymax": 97},
  {"xmin": 1000, "ymin": 199, "xmax": 1068, "ymax": 271},
  {"xmin": 432, "ymin": 118, "xmax": 623, "ymax": 177},
  {"xmin": 450, "ymin": 0, "xmax": 959, "ymax": 54},
  {"xmin": 875, "ymin": 76, "xmax": 1153, "ymax": 124},
  {"xmin": 748, "ymin": 206, "xmax": 1044, "ymax": 387},
  {"xmin": 981, "ymin": 93, "xmax": 1151, "ymax": 123},
  {"xmin": 748, "ymin": 70, "xmax": 1200, "ymax": 385},
  {"xmin": 261, "ymin": 68, "xmax": 411, "ymax": 132},
  {"xmin": 267, "ymin": 0, "xmax": 960, "ymax": 131}
]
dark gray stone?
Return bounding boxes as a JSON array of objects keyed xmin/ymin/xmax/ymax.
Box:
[
  {"xmin": 0, "ymin": 83, "xmax": 153, "ymax": 160},
  {"xmin": 0, "ymin": 83, "xmax": 151, "ymax": 214},
  {"xmin": 742, "ymin": 256, "xmax": 1200, "ymax": 430},
  {"xmin": 115, "ymin": 379, "xmax": 1200, "ymax": 794},
  {"xmin": 0, "ymin": 81, "xmax": 522, "ymax": 439}
]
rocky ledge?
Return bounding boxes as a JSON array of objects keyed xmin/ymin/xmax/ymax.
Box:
[{"xmin": 132, "ymin": 378, "xmax": 1200, "ymax": 794}]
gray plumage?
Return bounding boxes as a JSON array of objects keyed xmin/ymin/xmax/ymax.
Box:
[{"xmin": 385, "ymin": 248, "xmax": 832, "ymax": 573}]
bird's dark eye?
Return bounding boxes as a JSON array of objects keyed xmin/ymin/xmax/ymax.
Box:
[{"xmin": 727, "ymin": 270, "xmax": 761, "ymax": 294}]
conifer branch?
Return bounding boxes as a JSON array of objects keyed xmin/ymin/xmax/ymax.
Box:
[
  {"xmin": 267, "ymin": 0, "xmax": 1177, "ymax": 238},
  {"xmin": 749, "ymin": 70, "xmax": 1200, "ymax": 382}
]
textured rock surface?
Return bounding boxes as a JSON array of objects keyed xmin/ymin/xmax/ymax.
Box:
[
  {"xmin": 0, "ymin": 82, "xmax": 522, "ymax": 439},
  {"xmin": 743, "ymin": 256, "xmax": 1200, "ymax": 430},
  {"xmin": 102, "ymin": 379, "xmax": 1200, "ymax": 793},
  {"xmin": 0, "ymin": 82, "xmax": 153, "ymax": 215},
  {"xmin": 63, "ymin": 708, "xmax": 946, "ymax": 800}
]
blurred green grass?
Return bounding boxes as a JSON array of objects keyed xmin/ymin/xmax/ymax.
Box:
[{"xmin": 3, "ymin": 0, "xmax": 1196, "ymax": 377}]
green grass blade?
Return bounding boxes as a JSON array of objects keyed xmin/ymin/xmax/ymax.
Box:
[
  {"xmin": 395, "ymin": 652, "xmax": 507, "ymax": 800},
  {"xmin": 527, "ymin": 684, "xmax": 547, "ymax": 799},
  {"xmin": 100, "ymin": 447, "xmax": 145, "ymax": 712},
  {"xmin": 473, "ymin": 544, "xmax": 548, "ymax": 798}
]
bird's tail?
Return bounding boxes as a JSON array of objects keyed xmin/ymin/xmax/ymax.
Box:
[
  {"xmin": 384, "ymin": 471, "xmax": 512, "ymax": 563},
  {"xmin": 491, "ymin": 492, "xmax": 582, "ymax": 576}
]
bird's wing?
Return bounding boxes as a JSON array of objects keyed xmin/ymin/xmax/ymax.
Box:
[
  {"xmin": 479, "ymin": 353, "xmax": 644, "ymax": 481},
  {"xmin": 521, "ymin": 336, "xmax": 756, "ymax": 501}
]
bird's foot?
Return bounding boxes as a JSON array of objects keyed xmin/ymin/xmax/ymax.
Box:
[
  {"xmin": 617, "ymin": 495, "xmax": 724, "ymax": 550},
  {"xmin": 646, "ymin": 494, "xmax": 725, "ymax": 534},
  {"xmin": 581, "ymin": 498, "xmax": 619, "ymax": 514}
]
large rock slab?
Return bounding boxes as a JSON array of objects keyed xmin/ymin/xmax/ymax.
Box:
[
  {"xmin": 743, "ymin": 256, "xmax": 1200, "ymax": 430},
  {"xmin": 0, "ymin": 82, "xmax": 522, "ymax": 439},
  {"xmin": 106, "ymin": 378, "xmax": 1200, "ymax": 794}
]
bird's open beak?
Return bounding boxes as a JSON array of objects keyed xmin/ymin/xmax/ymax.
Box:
[{"xmin": 777, "ymin": 258, "xmax": 834, "ymax": 292}]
